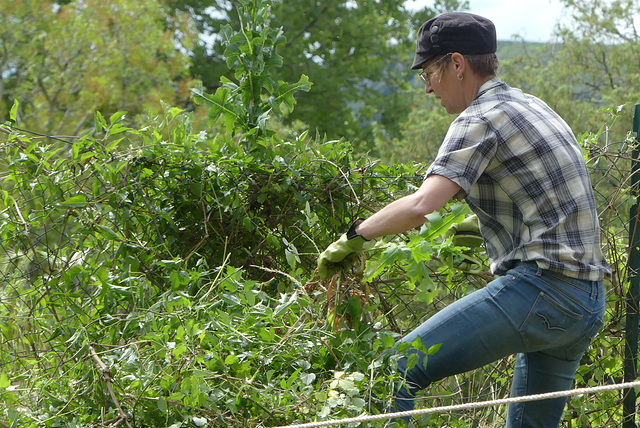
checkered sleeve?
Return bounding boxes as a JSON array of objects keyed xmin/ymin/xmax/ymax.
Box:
[{"xmin": 426, "ymin": 115, "xmax": 497, "ymax": 195}]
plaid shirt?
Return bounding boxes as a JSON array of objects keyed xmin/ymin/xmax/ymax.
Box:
[{"xmin": 426, "ymin": 78, "xmax": 610, "ymax": 280}]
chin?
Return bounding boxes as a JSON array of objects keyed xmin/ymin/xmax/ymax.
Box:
[{"xmin": 445, "ymin": 105, "xmax": 463, "ymax": 115}]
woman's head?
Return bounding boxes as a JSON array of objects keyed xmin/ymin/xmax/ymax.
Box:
[
  {"xmin": 412, "ymin": 12, "xmax": 497, "ymax": 75},
  {"xmin": 414, "ymin": 13, "xmax": 499, "ymax": 114}
]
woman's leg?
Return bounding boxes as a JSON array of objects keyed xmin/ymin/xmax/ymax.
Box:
[
  {"xmin": 506, "ymin": 275, "xmax": 605, "ymax": 427},
  {"xmin": 506, "ymin": 352, "xmax": 580, "ymax": 428},
  {"xmin": 388, "ymin": 263, "xmax": 604, "ymax": 427},
  {"xmin": 391, "ymin": 271, "xmax": 530, "ymax": 412}
]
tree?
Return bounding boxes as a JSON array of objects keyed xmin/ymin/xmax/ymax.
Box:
[
  {"xmin": 169, "ymin": 0, "xmax": 421, "ymax": 144},
  {"xmin": 499, "ymin": 0, "xmax": 640, "ymax": 137},
  {"xmin": 268, "ymin": 0, "xmax": 416, "ymax": 144},
  {"xmin": 381, "ymin": 0, "xmax": 640, "ymax": 164},
  {"xmin": 159, "ymin": 0, "xmax": 476, "ymax": 151},
  {"xmin": 368, "ymin": 0, "xmax": 470, "ymax": 163},
  {"xmin": 0, "ymin": 0, "xmax": 196, "ymax": 136}
]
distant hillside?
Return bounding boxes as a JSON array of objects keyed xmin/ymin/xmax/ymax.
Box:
[{"xmin": 497, "ymin": 39, "xmax": 551, "ymax": 61}]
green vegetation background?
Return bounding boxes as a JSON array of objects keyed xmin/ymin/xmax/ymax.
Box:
[{"xmin": 0, "ymin": 0, "xmax": 639, "ymax": 427}]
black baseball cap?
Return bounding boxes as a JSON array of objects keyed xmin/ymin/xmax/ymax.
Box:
[{"xmin": 411, "ymin": 12, "xmax": 497, "ymax": 70}]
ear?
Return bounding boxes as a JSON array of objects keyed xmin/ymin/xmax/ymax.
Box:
[{"xmin": 451, "ymin": 52, "xmax": 466, "ymax": 76}]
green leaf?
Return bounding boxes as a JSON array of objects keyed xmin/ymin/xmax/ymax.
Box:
[
  {"xmin": 365, "ymin": 243, "xmax": 401, "ymax": 280},
  {"xmin": 109, "ymin": 111, "xmax": 127, "ymax": 124},
  {"xmin": 0, "ymin": 372, "xmax": 10, "ymax": 389},
  {"xmin": 9, "ymin": 99, "xmax": 19, "ymax": 122},
  {"xmin": 194, "ymin": 85, "xmax": 237, "ymax": 131},
  {"xmin": 193, "ymin": 417, "xmax": 207, "ymax": 427},
  {"xmin": 59, "ymin": 194, "xmax": 87, "ymax": 208},
  {"xmin": 107, "ymin": 124, "xmax": 128, "ymax": 135},
  {"xmin": 380, "ymin": 333, "xmax": 396, "ymax": 349},
  {"xmin": 158, "ymin": 397, "xmax": 167, "ymax": 413},
  {"xmin": 170, "ymin": 271, "xmax": 191, "ymax": 289},
  {"xmin": 274, "ymin": 75, "xmax": 312, "ymax": 113},
  {"xmin": 2, "ymin": 190, "xmax": 14, "ymax": 206},
  {"xmin": 105, "ymin": 138, "xmax": 122, "ymax": 153},
  {"xmin": 411, "ymin": 240, "xmax": 432, "ymax": 262},
  {"xmin": 285, "ymin": 249, "xmax": 297, "ymax": 269},
  {"xmin": 421, "ymin": 203, "xmax": 470, "ymax": 240},
  {"xmin": 318, "ymin": 405, "xmax": 331, "ymax": 418},
  {"xmin": 301, "ymin": 372, "xmax": 316, "ymax": 386},
  {"xmin": 96, "ymin": 225, "xmax": 121, "ymax": 241},
  {"xmin": 337, "ymin": 378, "xmax": 356, "ymax": 392},
  {"xmin": 415, "ymin": 276, "xmax": 437, "ymax": 303},
  {"xmin": 273, "ymin": 292, "xmax": 298, "ymax": 316},
  {"xmin": 283, "ymin": 369, "xmax": 301, "ymax": 389},
  {"xmin": 94, "ymin": 111, "xmax": 107, "ymax": 132},
  {"xmin": 405, "ymin": 353, "xmax": 420, "ymax": 371},
  {"xmin": 428, "ymin": 343, "xmax": 442, "ymax": 355},
  {"xmin": 410, "ymin": 337, "xmax": 428, "ymax": 354},
  {"xmin": 350, "ymin": 397, "xmax": 366, "ymax": 409},
  {"xmin": 224, "ymin": 354, "xmax": 239, "ymax": 366},
  {"xmin": 348, "ymin": 372, "xmax": 365, "ymax": 382},
  {"xmin": 242, "ymin": 217, "xmax": 254, "ymax": 232}
]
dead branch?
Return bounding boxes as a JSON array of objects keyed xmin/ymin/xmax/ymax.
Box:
[{"xmin": 88, "ymin": 344, "xmax": 133, "ymax": 428}]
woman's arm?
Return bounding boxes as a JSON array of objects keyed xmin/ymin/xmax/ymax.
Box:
[{"xmin": 355, "ymin": 174, "xmax": 462, "ymax": 240}]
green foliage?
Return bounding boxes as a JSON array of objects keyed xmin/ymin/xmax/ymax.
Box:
[
  {"xmin": 364, "ymin": 202, "xmax": 485, "ymax": 301},
  {"xmin": 0, "ymin": 0, "xmax": 195, "ymax": 135},
  {"xmin": 499, "ymin": 0, "xmax": 640, "ymax": 139},
  {"xmin": 0, "ymin": 0, "xmax": 637, "ymax": 427},
  {"xmin": 176, "ymin": 0, "xmax": 422, "ymax": 143},
  {"xmin": 191, "ymin": 0, "xmax": 312, "ymax": 146},
  {"xmin": 0, "ymin": 103, "xmax": 400, "ymax": 426},
  {"xmin": 372, "ymin": 89, "xmax": 454, "ymax": 163},
  {"xmin": 0, "ymin": 2, "xmax": 421, "ymax": 425}
]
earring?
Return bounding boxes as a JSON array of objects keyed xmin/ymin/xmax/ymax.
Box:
[{"xmin": 457, "ymin": 74, "xmax": 463, "ymax": 81}]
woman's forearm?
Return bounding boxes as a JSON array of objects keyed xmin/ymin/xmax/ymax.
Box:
[{"xmin": 355, "ymin": 174, "xmax": 461, "ymax": 240}]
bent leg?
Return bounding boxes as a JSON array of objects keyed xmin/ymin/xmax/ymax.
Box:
[
  {"xmin": 507, "ymin": 352, "xmax": 581, "ymax": 428},
  {"xmin": 391, "ymin": 273, "xmax": 533, "ymax": 412},
  {"xmin": 387, "ymin": 262, "xmax": 604, "ymax": 428}
]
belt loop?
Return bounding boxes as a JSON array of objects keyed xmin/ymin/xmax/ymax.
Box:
[{"xmin": 536, "ymin": 266, "xmax": 543, "ymax": 277}]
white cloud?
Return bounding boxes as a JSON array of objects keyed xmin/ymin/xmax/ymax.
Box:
[{"xmin": 406, "ymin": 0, "xmax": 569, "ymax": 42}]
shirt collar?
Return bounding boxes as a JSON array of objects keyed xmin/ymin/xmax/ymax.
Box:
[{"xmin": 474, "ymin": 77, "xmax": 504, "ymax": 100}]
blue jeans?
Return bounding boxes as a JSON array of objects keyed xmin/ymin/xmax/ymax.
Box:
[{"xmin": 389, "ymin": 262, "xmax": 605, "ymax": 427}]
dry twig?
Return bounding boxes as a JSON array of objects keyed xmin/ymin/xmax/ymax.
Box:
[{"xmin": 89, "ymin": 344, "xmax": 133, "ymax": 428}]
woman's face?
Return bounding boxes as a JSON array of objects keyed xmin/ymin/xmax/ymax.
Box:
[{"xmin": 421, "ymin": 53, "xmax": 468, "ymax": 114}]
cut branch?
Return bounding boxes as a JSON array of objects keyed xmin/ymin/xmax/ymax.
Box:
[{"xmin": 89, "ymin": 344, "xmax": 133, "ymax": 428}]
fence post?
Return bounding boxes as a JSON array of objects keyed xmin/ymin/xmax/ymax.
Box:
[{"xmin": 624, "ymin": 103, "xmax": 640, "ymax": 428}]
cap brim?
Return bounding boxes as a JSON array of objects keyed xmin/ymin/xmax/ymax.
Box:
[{"xmin": 411, "ymin": 54, "xmax": 428, "ymax": 70}]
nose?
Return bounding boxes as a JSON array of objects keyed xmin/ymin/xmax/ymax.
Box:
[{"xmin": 424, "ymin": 82, "xmax": 434, "ymax": 94}]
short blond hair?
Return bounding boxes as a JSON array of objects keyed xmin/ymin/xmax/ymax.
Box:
[{"xmin": 435, "ymin": 52, "xmax": 499, "ymax": 78}]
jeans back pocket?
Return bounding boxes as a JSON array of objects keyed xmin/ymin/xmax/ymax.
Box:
[{"xmin": 519, "ymin": 291, "xmax": 583, "ymax": 351}]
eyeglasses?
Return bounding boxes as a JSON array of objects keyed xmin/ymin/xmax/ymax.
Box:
[{"xmin": 418, "ymin": 53, "xmax": 452, "ymax": 85}]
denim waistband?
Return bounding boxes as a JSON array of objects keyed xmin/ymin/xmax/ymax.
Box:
[{"xmin": 514, "ymin": 261, "xmax": 602, "ymax": 301}]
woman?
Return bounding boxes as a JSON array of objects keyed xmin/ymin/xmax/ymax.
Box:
[{"xmin": 317, "ymin": 11, "xmax": 610, "ymax": 427}]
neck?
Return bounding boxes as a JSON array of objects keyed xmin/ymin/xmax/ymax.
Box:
[{"xmin": 462, "ymin": 74, "xmax": 493, "ymax": 107}]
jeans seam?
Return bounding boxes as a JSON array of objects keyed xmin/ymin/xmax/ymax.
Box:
[
  {"xmin": 540, "ymin": 274, "xmax": 591, "ymax": 294},
  {"xmin": 521, "ymin": 272, "xmax": 598, "ymax": 315},
  {"xmin": 514, "ymin": 353, "xmax": 527, "ymax": 428}
]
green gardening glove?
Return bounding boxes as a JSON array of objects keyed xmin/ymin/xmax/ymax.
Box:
[
  {"xmin": 451, "ymin": 253, "xmax": 484, "ymax": 274},
  {"xmin": 445, "ymin": 214, "xmax": 484, "ymax": 273},
  {"xmin": 317, "ymin": 219, "xmax": 370, "ymax": 280},
  {"xmin": 445, "ymin": 214, "xmax": 483, "ymax": 248}
]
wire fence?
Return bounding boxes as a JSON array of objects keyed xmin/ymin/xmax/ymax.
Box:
[
  {"xmin": 0, "ymin": 113, "xmax": 638, "ymax": 427},
  {"xmin": 315, "ymin": 134, "xmax": 640, "ymax": 426}
]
